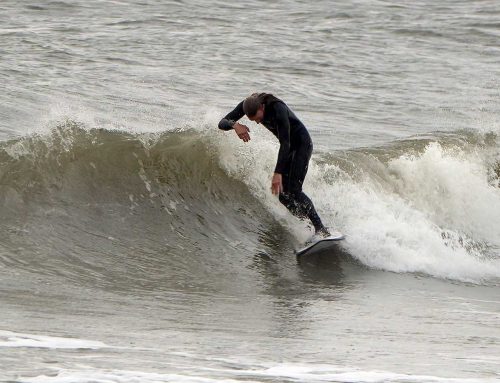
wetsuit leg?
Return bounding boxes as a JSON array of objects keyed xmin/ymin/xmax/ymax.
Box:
[{"xmin": 279, "ymin": 141, "xmax": 326, "ymax": 232}]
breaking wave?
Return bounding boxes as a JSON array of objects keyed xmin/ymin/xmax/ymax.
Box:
[{"xmin": 0, "ymin": 120, "xmax": 499, "ymax": 286}]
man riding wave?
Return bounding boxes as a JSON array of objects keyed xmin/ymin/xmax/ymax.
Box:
[{"xmin": 218, "ymin": 93, "xmax": 330, "ymax": 238}]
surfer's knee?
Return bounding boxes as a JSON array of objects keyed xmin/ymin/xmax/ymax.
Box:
[
  {"xmin": 278, "ymin": 192, "xmax": 291, "ymax": 206},
  {"xmin": 279, "ymin": 192, "xmax": 300, "ymax": 213},
  {"xmin": 291, "ymin": 191, "xmax": 313, "ymax": 212}
]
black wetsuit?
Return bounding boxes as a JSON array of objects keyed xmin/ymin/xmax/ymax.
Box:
[{"xmin": 218, "ymin": 95, "xmax": 326, "ymax": 232}]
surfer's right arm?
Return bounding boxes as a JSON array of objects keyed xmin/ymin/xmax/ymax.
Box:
[{"xmin": 218, "ymin": 101, "xmax": 251, "ymax": 142}]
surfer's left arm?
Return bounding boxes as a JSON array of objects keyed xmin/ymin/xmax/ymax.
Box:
[
  {"xmin": 218, "ymin": 101, "xmax": 251, "ymax": 142},
  {"xmin": 218, "ymin": 101, "xmax": 244, "ymax": 130}
]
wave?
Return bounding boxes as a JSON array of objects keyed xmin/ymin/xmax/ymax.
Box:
[{"xmin": 0, "ymin": 120, "xmax": 499, "ymax": 286}]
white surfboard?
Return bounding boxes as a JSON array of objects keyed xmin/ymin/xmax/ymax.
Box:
[{"xmin": 295, "ymin": 231, "xmax": 345, "ymax": 257}]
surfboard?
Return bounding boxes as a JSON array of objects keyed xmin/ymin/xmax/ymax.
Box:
[{"xmin": 295, "ymin": 231, "xmax": 345, "ymax": 257}]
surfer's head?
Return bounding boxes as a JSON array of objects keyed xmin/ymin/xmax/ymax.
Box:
[{"xmin": 243, "ymin": 93, "xmax": 265, "ymax": 124}]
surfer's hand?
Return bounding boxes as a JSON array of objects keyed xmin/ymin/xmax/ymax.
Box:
[
  {"xmin": 233, "ymin": 122, "xmax": 251, "ymax": 142},
  {"xmin": 271, "ymin": 173, "xmax": 283, "ymax": 195}
]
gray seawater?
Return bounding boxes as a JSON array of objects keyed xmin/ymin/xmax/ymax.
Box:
[{"xmin": 1, "ymin": 0, "xmax": 500, "ymax": 382}]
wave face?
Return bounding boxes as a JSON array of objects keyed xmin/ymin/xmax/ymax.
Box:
[
  {"xmin": 0, "ymin": 122, "xmax": 283, "ymax": 293},
  {"xmin": 0, "ymin": 121, "xmax": 499, "ymax": 286}
]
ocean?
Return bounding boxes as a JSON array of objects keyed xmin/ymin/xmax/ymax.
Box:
[{"xmin": 1, "ymin": 0, "xmax": 499, "ymax": 382}]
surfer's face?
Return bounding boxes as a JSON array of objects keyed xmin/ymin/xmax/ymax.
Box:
[{"xmin": 248, "ymin": 105, "xmax": 265, "ymax": 124}]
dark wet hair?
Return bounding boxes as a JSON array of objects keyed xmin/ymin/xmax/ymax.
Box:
[
  {"xmin": 243, "ymin": 93, "xmax": 262, "ymax": 117},
  {"xmin": 243, "ymin": 93, "xmax": 281, "ymax": 117}
]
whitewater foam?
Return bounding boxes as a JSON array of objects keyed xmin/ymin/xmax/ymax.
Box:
[
  {"xmin": 388, "ymin": 142, "xmax": 500, "ymax": 246},
  {"xmin": 18, "ymin": 363, "xmax": 496, "ymax": 383},
  {"xmin": 0, "ymin": 330, "xmax": 107, "ymax": 349},
  {"xmin": 312, "ymin": 145, "xmax": 500, "ymax": 284},
  {"xmin": 210, "ymin": 122, "xmax": 500, "ymax": 284}
]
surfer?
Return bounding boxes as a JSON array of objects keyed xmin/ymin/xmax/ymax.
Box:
[{"xmin": 218, "ymin": 93, "xmax": 330, "ymax": 238}]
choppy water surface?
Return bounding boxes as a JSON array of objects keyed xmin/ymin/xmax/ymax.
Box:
[{"xmin": 1, "ymin": 0, "xmax": 499, "ymax": 382}]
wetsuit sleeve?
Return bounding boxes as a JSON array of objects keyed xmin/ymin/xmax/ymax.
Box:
[
  {"xmin": 218, "ymin": 101, "xmax": 244, "ymax": 131},
  {"xmin": 274, "ymin": 102, "xmax": 291, "ymax": 174}
]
